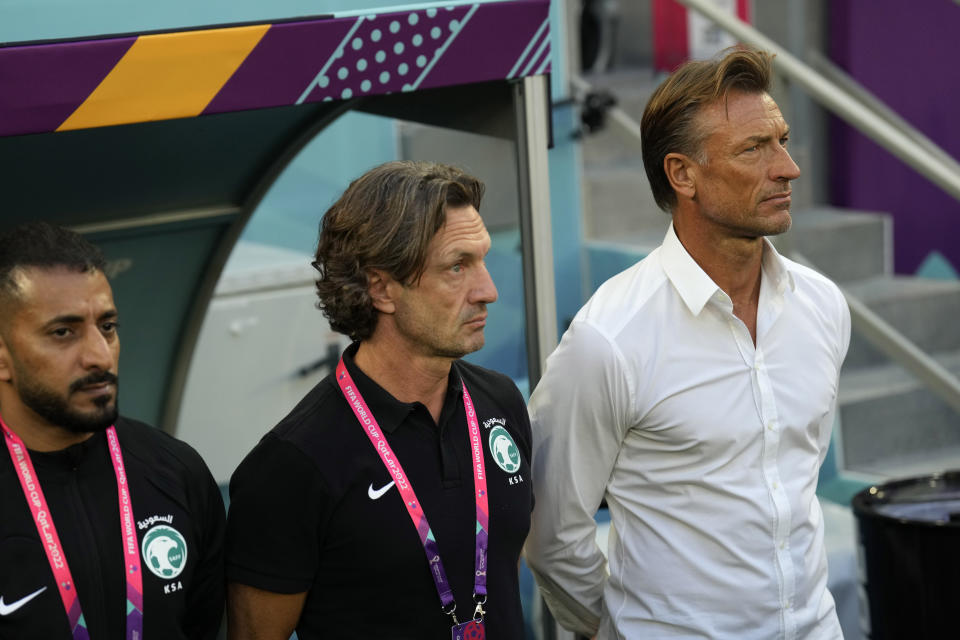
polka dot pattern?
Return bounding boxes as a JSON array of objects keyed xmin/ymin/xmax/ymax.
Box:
[{"xmin": 307, "ymin": 5, "xmax": 473, "ymax": 101}]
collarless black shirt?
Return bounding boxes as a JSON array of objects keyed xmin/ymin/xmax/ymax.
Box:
[
  {"xmin": 227, "ymin": 344, "xmax": 533, "ymax": 639},
  {"xmin": 0, "ymin": 417, "xmax": 226, "ymax": 640}
]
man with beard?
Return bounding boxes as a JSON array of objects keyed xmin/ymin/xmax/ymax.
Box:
[
  {"xmin": 0, "ymin": 222, "xmax": 226, "ymax": 639},
  {"xmin": 226, "ymin": 161, "xmax": 533, "ymax": 639},
  {"xmin": 524, "ymin": 49, "xmax": 850, "ymax": 638}
]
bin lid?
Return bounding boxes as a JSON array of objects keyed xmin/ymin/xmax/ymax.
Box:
[{"xmin": 852, "ymin": 470, "xmax": 960, "ymax": 527}]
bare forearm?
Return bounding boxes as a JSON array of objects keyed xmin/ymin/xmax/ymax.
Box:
[{"xmin": 226, "ymin": 582, "xmax": 306, "ymax": 640}]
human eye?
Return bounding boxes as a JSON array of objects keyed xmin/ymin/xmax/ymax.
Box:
[
  {"xmin": 101, "ymin": 320, "xmax": 119, "ymax": 334},
  {"xmin": 50, "ymin": 327, "xmax": 72, "ymax": 338},
  {"xmin": 779, "ymin": 135, "xmax": 790, "ymax": 147}
]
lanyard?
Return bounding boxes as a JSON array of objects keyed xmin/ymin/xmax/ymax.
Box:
[
  {"xmin": 336, "ymin": 358, "xmax": 490, "ymax": 624},
  {"xmin": 1, "ymin": 416, "xmax": 144, "ymax": 640}
]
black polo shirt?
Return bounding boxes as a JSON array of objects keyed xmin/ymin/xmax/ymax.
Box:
[
  {"xmin": 0, "ymin": 417, "xmax": 226, "ymax": 640},
  {"xmin": 227, "ymin": 344, "xmax": 533, "ymax": 639}
]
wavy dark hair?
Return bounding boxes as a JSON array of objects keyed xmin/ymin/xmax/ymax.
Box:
[
  {"xmin": 641, "ymin": 48, "xmax": 774, "ymax": 212},
  {"xmin": 313, "ymin": 161, "xmax": 485, "ymax": 341}
]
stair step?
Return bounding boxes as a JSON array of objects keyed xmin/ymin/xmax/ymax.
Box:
[
  {"xmin": 785, "ymin": 207, "xmax": 891, "ymax": 283},
  {"xmin": 842, "ymin": 276, "xmax": 960, "ymax": 370},
  {"xmin": 837, "ymin": 350, "xmax": 960, "ymax": 472},
  {"xmin": 583, "ymin": 168, "xmax": 666, "ymax": 239},
  {"xmin": 846, "ymin": 445, "xmax": 960, "ymax": 479}
]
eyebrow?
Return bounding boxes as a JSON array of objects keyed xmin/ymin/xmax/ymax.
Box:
[{"xmin": 44, "ymin": 309, "xmax": 118, "ymax": 327}]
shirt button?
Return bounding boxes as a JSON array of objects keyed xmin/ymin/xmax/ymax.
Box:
[
  {"xmin": 772, "ymin": 481, "xmax": 779, "ymax": 489},
  {"xmin": 767, "ymin": 421, "xmax": 774, "ymax": 431}
]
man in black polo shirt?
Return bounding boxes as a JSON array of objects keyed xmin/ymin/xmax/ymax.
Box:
[
  {"xmin": 226, "ymin": 161, "xmax": 533, "ymax": 639},
  {"xmin": 0, "ymin": 222, "xmax": 225, "ymax": 639}
]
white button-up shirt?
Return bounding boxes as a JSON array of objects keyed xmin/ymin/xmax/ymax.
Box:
[{"xmin": 525, "ymin": 224, "xmax": 850, "ymax": 639}]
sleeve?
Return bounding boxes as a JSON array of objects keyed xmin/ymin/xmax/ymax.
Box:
[
  {"xmin": 183, "ymin": 460, "xmax": 227, "ymax": 640},
  {"xmin": 225, "ymin": 436, "xmax": 325, "ymax": 593},
  {"xmin": 523, "ymin": 319, "xmax": 635, "ymax": 637},
  {"xmin": 817, "ymin": 284, "xmax": 852, "ymax": 467}
]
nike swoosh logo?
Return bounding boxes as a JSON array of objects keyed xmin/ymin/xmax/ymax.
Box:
[
  {"xmin": 0, "ymin": 586, "xmax": 47, "ymax": 615},
  {"xmin": 368, "ymin": 480, "xmax": 396, "ymax": 500}
]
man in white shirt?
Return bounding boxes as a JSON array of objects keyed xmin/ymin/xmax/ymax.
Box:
[{"xmin": 524, "ymin": 49, "xmax": 850, "ymax": 639}]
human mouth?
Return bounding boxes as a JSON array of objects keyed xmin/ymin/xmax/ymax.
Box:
[
  {"xmin": 71, "ymin": 372, "xmax": 118, "ymax": 396},
  {"xmin": 762, "ymin": 191, "xmax": 792, "ymax": 207},
  {"xmin": 464, "ymin": 314, "xmax": 487, "ymax": 329}
]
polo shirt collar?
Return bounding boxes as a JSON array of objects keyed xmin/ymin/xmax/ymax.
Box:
[
  {"xmin": 660, "ymin": 223, "xmax": 796, "ymax": 316},
  {"xmin": 340, "ymin": 342, "xmax": 463, "ymax": 434}
]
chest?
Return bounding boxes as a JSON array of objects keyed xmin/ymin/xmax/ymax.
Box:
[
  {"xmin": 0, "ymin": 457, "xmax": 201, "ymax": 638},
  {"xmin": 631, "ymin": 303, "xmax": 840, "ymax": 461}
]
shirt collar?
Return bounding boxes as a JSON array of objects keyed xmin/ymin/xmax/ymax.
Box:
[
  {"xmin": 660, "ymin": 223, "xmax": 796, "ymax": 316},
  {"xmin": 340, "ymin": 342, "xmax": 463, "ymax": 434}
]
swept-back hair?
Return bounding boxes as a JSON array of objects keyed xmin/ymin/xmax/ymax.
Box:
[
  {"xmin": 641, "ymin": 48, "xmax": 774, "ymax": 212},
  {"xmin": 313, "ymin": 161, "xmax": 485, "ymax": 341}
]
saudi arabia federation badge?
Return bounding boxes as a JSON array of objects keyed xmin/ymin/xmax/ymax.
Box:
[
  {"xmin": 488, "ymin": 425, "xmax": 521, "ymax": 474},
  {"xmin": 141, "ymin": 524, "xmax": 188, "ymax": 579}
]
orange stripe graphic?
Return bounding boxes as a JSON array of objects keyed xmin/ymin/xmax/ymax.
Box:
[{"xmin": 58, "ymin": 24, "xmax": 270, "ymax": 131}]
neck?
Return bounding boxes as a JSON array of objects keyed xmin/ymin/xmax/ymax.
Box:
[
  {"xmin": 0, "ymin": 400, "xmax": 93, "ymax": 453},
  {"xmin": 353, "ymin": 336, "xmax": 453, "ymax": 424},
  {"xmin": 672, "ymin": 214, "xmax": 765, "ymax": 342}
]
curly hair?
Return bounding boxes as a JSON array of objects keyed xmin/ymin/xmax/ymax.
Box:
[
  {"xmin": 641, "ymin": 48, "xmax": 774, "ymax": 212},
  {"xmin": 313, "ymin": 161, "xmax": 485, "ymax": 342}
]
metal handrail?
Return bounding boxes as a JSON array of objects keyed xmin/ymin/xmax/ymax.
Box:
[{"xmin": 568, "ymin": 6, "xmax": 960, "ymax": 416}]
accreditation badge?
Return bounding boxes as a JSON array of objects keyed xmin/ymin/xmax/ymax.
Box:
[{"xmin": 451, "ymin": 620, "xmax": 485, "ymax": 640}]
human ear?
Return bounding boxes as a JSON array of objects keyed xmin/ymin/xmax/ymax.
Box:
[
  {"xmin": 366, "ymin": 269, "xmax": 396, "ymax": 315},
  {"xmin": 664, "ymin": 153, "xmax": 697, "ymax": 201},
  {"xmin": 0, "ymin": 336, "xmax": 12, "ymax": 383}
]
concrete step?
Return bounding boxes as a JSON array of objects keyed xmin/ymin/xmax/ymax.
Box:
[
  {"xmin": 837, "ymin": 349, "xmax": 960, "ymax": 475},
  {"xmin": 841, "ymin": 275, "xmax": 960, "ymax": 370},
  {"xmin": 784, "ymin": 206, "xmax": 891, "ymax": 283},
  {"xmin": 582, "ymin": 167, "xmax": 666, "ymax": 239}
]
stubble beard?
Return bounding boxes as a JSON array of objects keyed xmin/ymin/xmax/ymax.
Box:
[{"xmin": 395, "ymin": 306, "xmax": 486, "ymax": 360}]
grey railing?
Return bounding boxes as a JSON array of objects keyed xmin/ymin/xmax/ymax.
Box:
[{"xmin": 570, "ymin": 2, "xmax": 960, "ymax": 416}]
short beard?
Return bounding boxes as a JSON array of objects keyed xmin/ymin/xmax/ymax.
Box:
[{"xmin": 19, "ymin": 371, "xmax": 119, "ymax": 434}]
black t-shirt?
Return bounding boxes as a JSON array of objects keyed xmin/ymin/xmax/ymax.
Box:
[
  {"xmin": 0, "ymin": 416, "xmax": 226, "ymax": 640},
  {"xmin": 227, "ymin": 345, "xmax": 533, "ymax": 639}
]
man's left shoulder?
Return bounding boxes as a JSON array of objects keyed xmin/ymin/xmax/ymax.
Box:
[
  {"xmin": 456, "ymin": 360, "xmax": 524, "ymax": 404},
  {"xmin": 782, "ymin": 256, "xmax": 846, "ymax": 306},
  {"xmin": 114, "ymin": 416, "xmax": 213, "ymax": 481}
]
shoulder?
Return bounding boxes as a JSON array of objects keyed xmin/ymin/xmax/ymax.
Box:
[
  {"xmin": 457, "ymin": 360, "xmax": 522, "ymax": 399},
  {"xmin": 115, "ymin": 416, "xmax": 212, "ymax": 480},
  {"xmin": 456, "ymin": 360, "xmax": 527, "ymax": 417},
  {"xmin": 267, "ymin": 375, "xmax": 346, "ymax": 448},
  {"xmin": 781, "ymin": 257, "xmax": 850, "ymax": 318},
  {"xmin": 574, "ymin": 248, "xmax": 670, "ymax": 340},
  {"xmin": 784, "ymin": 255, "xmax": 841, "ymax": 291},
  {"xmin": 780, "ymin": 256, "xmax": 851, "ymax": 353},
  {"xmin": 233, "ymin": 375, "xmax": 354, "ymax": 483}
]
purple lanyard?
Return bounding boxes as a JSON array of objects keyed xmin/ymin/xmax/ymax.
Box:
[
  {"xmin": 336, "ymin": 358, "xmax": 490, "ymax": 624},
  {"xmin": 1, "ymin": 415, "xmax": 144, "ymax": 640}
]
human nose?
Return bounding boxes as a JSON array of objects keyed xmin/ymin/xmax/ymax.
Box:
[
  {"xmin": 472, "ymin": 262, "xmax": 498, "ymax": 305},
  {"xmin": 773, "ymin": 146, "xmax": 801, "ymax": 182},
  {"xmin": 80, "ymin": 327, "xmax": 115, "ymax": 370},
  {"xmin": 770, "ymin": 146, "xmax": 800, "ymax": 182}
]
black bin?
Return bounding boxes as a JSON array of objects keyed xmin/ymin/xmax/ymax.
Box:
[{"xmin": 852, "ymin": 471, "xmax": 960, "ymax": 639}]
